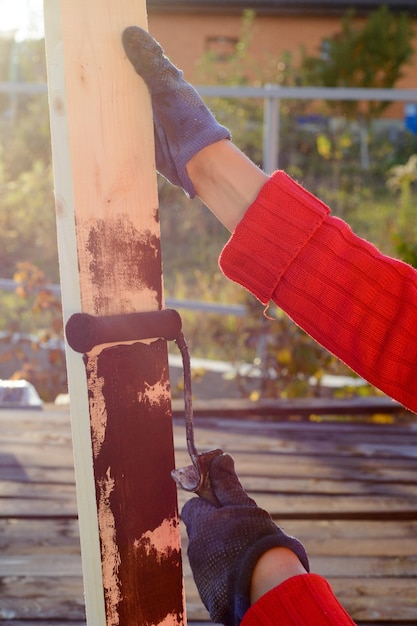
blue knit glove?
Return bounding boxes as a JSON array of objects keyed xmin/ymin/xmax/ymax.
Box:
[
  {"xmin": 181, "ymin": 453, "xmax": 309, "ymax": 626},
  {"xmin": 122, "ymin": 27, "xmax": 231, "ymax": 198}
]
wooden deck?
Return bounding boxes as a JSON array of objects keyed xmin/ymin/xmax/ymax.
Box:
[{"xmin": 1, "ymin": 404, "xmax": 416, "ymax": 625}]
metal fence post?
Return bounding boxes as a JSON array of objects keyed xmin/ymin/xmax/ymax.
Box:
[{"xmin": 263, "ymin": 84, "xmax": 280, "ymax": 173}]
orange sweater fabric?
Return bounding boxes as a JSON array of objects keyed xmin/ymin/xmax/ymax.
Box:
[
  {"xmin": 241, "ymin": 574, "xmax": 356, "ymax": 625},
  {"xmin": 219, "ymin": 171, "xmax": 417, "ymax": 415}
]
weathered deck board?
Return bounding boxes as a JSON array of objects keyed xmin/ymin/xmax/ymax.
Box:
[{"xmin": 0, "ymin": 406, "xmax": 416, "ymax": 625}]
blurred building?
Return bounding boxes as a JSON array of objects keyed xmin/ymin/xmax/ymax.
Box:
[{"xmin": 147, "ymin": 1, "xmax": 417, "ymax": 91}]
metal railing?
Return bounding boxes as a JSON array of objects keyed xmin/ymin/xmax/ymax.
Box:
[
  {"xmin": 197, "ymin": 84, "xmax": 417, "ymax": 172},
  {"xmin": 2, "ymin": 81, "xmax": 417, "ymax": 173},
  {"xmin": 0, "ymin": 278, "xmax": 246, "ymax": 316}
]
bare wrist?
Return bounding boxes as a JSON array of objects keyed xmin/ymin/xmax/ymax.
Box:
[
  {"xmin": 250, "ymin": 547, "xmax": 308, "ymax": 605},
  {"xmin": 186, "ymin": 140, "xmax": 268, "ymax": 232}
]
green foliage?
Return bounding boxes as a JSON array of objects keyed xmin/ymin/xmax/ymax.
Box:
[
  {"xmin": 0, "ymin": 156, "xmax": 58, "ymax": 280},
  {"xmin": 300, "ymin": 6, "xmax": 415, "ymax": 120},
  {"xmin": 0, "ymin": 262, "xmax": 66, "ymax": 401},
  {"xmin": 386, "ymin": 154, "xmax": 417, "ymax": 268},
  {"xmin": 0, "ymin": 36, "xmax": 57, "ymax": 281},
  {"xmin": 294, "ymin": 6, "xmax": 416, "ymax": 176}
]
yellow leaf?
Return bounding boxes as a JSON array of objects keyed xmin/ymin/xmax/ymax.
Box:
[
  {"xmin": 316, "ymin": 134, "xmax": 332, "ymax": 159},
  {"xmin": 277, "ymin": 348, "xmax": 292, "ymax": 365}
]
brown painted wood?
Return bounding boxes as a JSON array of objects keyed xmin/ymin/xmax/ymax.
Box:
[{"xmin": 43, "ymin": 1, "xmax": 185, "ymax": 623}]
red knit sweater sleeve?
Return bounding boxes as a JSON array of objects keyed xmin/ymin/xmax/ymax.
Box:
[
  {"xmin": 219, "ymin": 171, "xmax": 417, "ymax": 414},
  {"xmin": 241, "ymin": 574, "xmax": 356, "ymax": 625}
]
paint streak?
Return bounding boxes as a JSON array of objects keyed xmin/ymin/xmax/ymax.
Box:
[
  {"xmin": 134, "ymin": 517, "xmax": 182, "ymax": 564},
  {"xmin": 137, "ymin": 378, "xmax": 171, "ymax": 408},
  {"xmin": 97, "ymin": 466, "xmax": 122, "ymax": 626},
  {"xmin": 84, "ymin": 352, "xmax": 107, "ymax": 459}
]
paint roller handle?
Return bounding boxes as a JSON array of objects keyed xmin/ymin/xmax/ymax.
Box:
[{"xmin": 65, "ymin": 309, "xmax": 182, "ymax": 353}]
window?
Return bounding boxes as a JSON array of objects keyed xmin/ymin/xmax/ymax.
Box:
[{"xmin": 205, "ymin": 36, "xmax": 238, "ymax": 61}]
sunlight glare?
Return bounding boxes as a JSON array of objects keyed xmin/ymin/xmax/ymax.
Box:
[{"xmin": 0, "ymin": 0, "xmax": 44, "ymax": 40}]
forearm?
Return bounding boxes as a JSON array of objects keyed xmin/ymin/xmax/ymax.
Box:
[
  {"xmin": 250, "ymin": 547, "xmax": 307, "ymax": 604},
  {"xmin": 214, "ymin": 170, "xmax": 417, "ymax": 413},
  {"xmin": 186, "ymin": 139, "xmax": 268, "ymax": 232}
]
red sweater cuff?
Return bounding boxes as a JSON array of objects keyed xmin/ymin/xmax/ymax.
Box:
[
  {"xmin": 219, "ymin": 171, "xmax": 329, "ymax": 304},
  {"xmin": 241, "ymin": 573, "xmax": 356, "ymax": 625}
]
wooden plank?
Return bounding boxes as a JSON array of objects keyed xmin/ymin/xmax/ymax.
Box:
[
  {"xmin": 171, "ymin": 395, "xmax": 409, "ymax": 417},
  {"xmin": 0, "ymin": 554, "xmax": 82, "ymax": 577},
  {"xmin": 280, "ymin": 520, "xmax": 417, "ymax": 557},
  {"xmin": 0, "ymin": 519, "xmax": 81, "ymax": 554},
  {"xmin": 43, "ymin": 2, "xmax": 185, "ymax": 624},
  {"xmin": 1, "ymin": 495, "xmax": 415, "ymax": 520},
  {"xmin": 176, "ymin": 490, "xmax": 417, "ymax": 519},
  {"xmin": 2, "ymin": 473, "xmax": 416, "ymax": 499},
  {"xmin": 0, "ymin": 560, "xmax": 415, "ymax": 622},
  {"xmin": 0, "ymin": 482, "xmax": 76, "ymax": 498},
  {"xmin": 0, "ymin": 577, "xmax": 85, "ymax": 621},
  {"xmin": 0, "ymin": 622, "xmax": 85, "ymax": 626},
  {"xmin": 177, "ymin": 451, "xmax": 417, "ymax": 484},
  {"xmin": 330, "ymin": 578, "xmax": 417, "ymax": 622},
  {"xmin": 0, "ymin": 444, "xmax": 76, "ymax": 468},
  {"xmin": 2, "ymin": 518, "xmax": 416, "ymax": 558},
  {"xmin": 0, "ymin": 466, "xmax": 75, "ymax": 483},
  {"xmin": 0, "ymin": 500, "xmax": 77, "ymax": 518},
  {"xmin": 1, "ymin": 572, "xmax": 416, "ymax": 624},
  {"xmin": 176, "ymin": 417, "xmax": 417, "ymax": 445},
  {"xmin": 3, "ymin": 442, "xmax": 417, "ymax": 485}
]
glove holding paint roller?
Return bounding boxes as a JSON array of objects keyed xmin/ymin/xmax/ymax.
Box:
[
  {"xmin": 181, "ymin": 453, "xmax": 310, "ymax": 626},
  {"xmin": 122, "ymin": 26, "xmax": 230, "ymax": 198}
]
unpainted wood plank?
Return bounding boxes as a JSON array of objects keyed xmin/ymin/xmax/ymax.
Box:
[
  {"xmin": 5, "ymin": 548, "xmax": 415, "ymax": 582},
  {"xmin": 0, "ymin": 577, "xmax": 85, "ymax": 621},
  {"xmin": 0, "ymin": 622, "xmax": 85, "ymax": 626},
  {"xmin": 184, "ymin": 416, "xmax": 417, "ymax": 444},
  {"xmin": 0, "ymin": 553, "xmax": 82, "ymax": 576},
  {"xmin": 223, "ymin": 452, "xmax": 417, "ymax": 481},
  {"xmin": 175, "ymin": 451, "xmax": 417, "ymax": 491},
  {"xmin": 0, "ymin": 482, "xmax": 76, "ymax": 499},
  {"xmin": 44, "ymin": 0, "xmax": 187, "ymax": 622},
  {"xmin": 311, "ymin": 556, "xmax": 417, "ymax": 578},
  {"xmin": 174, "ymin": 431, "xmax": 417, "ymax": 460},
  {"xmin": 0, "ymin": 518, "xmax": 414, "ymax": 559},
  {"xmin": 0, "ymin": 466, "xmax": 75, "ymax": 484},
  {"xmin": 0, "ymin": 518, "xmax": 81, "ymax": 554},
  {"xmin": 0, "ymin": 427, "xmax": 73, "ymax": 445},
  {"xmin": 3, "ymin": 469, "xmax": 415, "ymax": 499},
  {"xmin": 283, "ymin": 520, "xmax": 417, "ymax": 557},
  {"xmin": 0, "ymin": 408, "xmax": 72, "ymax": 434},
  {"xmin": 0, "ymin": 499, "xmax": 77, "ymax": 518},
  {"xmin": 0, "ymin": 443, "xmax": 79, "ymax": 468},
  {"xmin": 2, "ymin": 487, "xmax": 415, "ymax": 520},
  {"xmin": 239, "ymin": 475, "xmax": 417, "ymax": 496},
  {"xmin": 330, "ymin": 578, "xmax": 417, "ymax": 622},
  {"xmin": 171, "ymin": 395, "xmax": 408, "ymax": 417},
  {"xmin": 176, "ymin": 488, "xmax": 417, "ymax": 518}
]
